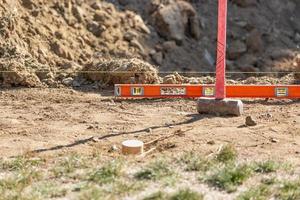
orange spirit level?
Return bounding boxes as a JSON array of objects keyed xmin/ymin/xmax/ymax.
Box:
[{"xmin": 114, "ymin": 84, "xmax": 300, "ymax": 99}]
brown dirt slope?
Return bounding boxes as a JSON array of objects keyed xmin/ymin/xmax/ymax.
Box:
[{"xmin": 0, "ymin": 0, "xmax": 300, "ymax": 87}]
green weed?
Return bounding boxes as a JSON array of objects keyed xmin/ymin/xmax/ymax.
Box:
[
  {"xmin": 237, "ymin": 184, "xmax": 272, "ymax": 200},
  {"xmin": 143, "ymin": 191, "xmax": 169, "ymax": 200},
  {"xmin": 180, "ymin": 152, "xmax": 213, "ymax": 172},
  {"xmin": 51, "ymin": 154, "xmax": 88, "ymax": 178},
  {"xmin": 253, "ymin": 160, "xmax": 279, "ymax": 174},
  {"xmin": 88, "ymin": 160, "xmax": 122, "ymax": 185},
  {"xmin": 1, "ymin": 156, "xmax": 42, "ymax": 171},
  {"xmin": 134, "ymin": 160, "xmax": 173, "ymax": 181},
  {"xmin": 0, "ymin": 169, "xmax": 42, "ymax": 200},
  {"xmin": 31, "ymin": 181, "xmax": 67, "ymax": 198},
  {"xmin": 206, "ymin": 164, "xmax": 253, "ymax": 192},
  {"xmin": 276, "ymin": 179, "xmax": 300, "ymax": 200},
  {"xmin": 102, "ymin": 181, "xmax": 143, "ymax": 198},
  {"xmin": 216, "ymin": 144, "xmax": 237, "ymax": 163},
  {"xmin": 79, "ymin": 186, "xmax": 104, "ymax": 200},
  {"xmin": 170, "ymin": 188, "xmax": 203, "ymax": 200}
]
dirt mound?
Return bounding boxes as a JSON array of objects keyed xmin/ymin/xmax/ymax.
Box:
[
  {"xmin": 84, "ymin": 58, "xmax": 161, "ymax": 85},
  {"xmin": 112, "ymin": 0, "xmax": 300, "ymax": 73},
  {"xmin": 0, "ymin": 0, "xmax": 300, "ymax": 87},
  {"xmin": 0, "ymin": 0, "xmax": 150, "ymax": 87}
]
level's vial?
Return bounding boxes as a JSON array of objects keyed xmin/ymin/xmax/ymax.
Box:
[
  {"xmin": 131, "ymin": 87, "xmax": 144, "ymax": 96},
  {"xmin": 275, "ymin": 87, "xmax": 288, "ymax": 97},
  {"xmin": 202, "ymin": 86, "xmax": 215, "ymax": 97},
  {"xmin": 114, "ymin": 86, "xmax": 121, "ymax": 96}
]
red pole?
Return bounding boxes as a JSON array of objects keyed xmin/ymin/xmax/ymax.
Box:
[{"xmin": 215, "ymin": 0, "xmax": 228, "ymax": 99}]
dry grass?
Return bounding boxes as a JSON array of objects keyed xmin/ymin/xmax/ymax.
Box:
[
  {"xmin": 205, "ymin": 164, "xmax": 253, "ymax": 192},
  {"xmin": 0, "ymin": 149, "xmax": 298, "ymax": 199}
]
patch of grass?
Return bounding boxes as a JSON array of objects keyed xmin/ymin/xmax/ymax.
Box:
[
  {"xmin": 51, "ymin": 154, "xmax": 88, "ymax": 178},
  {"xmin": 0, "ymin": 169, "xmax": 43, "ymax": 200},
  {"xmin": 180, "ymin": 152, "xmax": 213, "ymax": 172},
  {"xmin": 216, "ymin": 144, "xmax": 237, "ymax": 163},
  {"xmin": 276, "ymin": 179, "xmax": 300, "ymax": 200},
  {"xmin": 170, "ymin": 188, "xmax": 203, "ymax": 200},
  {"xmin": 281, "ymin": 162, "xmax": 294, "ymax": 172},
  {"xmin": 31, "ymin": 182, "xmax": 67, "ymax": 198},
  {"xmin": 236, "ymin": 184, "xmax": 272, "ymax": 200},
  {"xmin": 134, "ymin": 160, "xmax": 174, "ymax": 181},
  {"xmin": 206, "ymin": 164, "xmax": 253, "ymax": 192},
  {"xmin": 79, "ymin": 181, "xmax": 142, "ymax": 200},
  {"xmin": 253, "ymin": 160, "xmax": 279, "ymax": 174},
  {"xmin": 79, "ymin": 186, "xmax": 104, "ymax": 200},
  {"xmin": 261, "ymin": 177, "xmax": 277, "ymax": 186},
  {"xmin": 0, "ymin": 169, "xmax": 42, "ymax": 190},
  {"xmin": 143, "ymin": 191, "xmax": 169, "ymax": 200},
  {"xmin": 103, "ymin": 181, "xmax": 143, "ymax": 197},
  {"xmin": 1, "ymin": 156, "xmax": 43, "ymax": 171},
  {"xmin": 88, "ymin": 160, "xmax": 122, "ymax": 185}
]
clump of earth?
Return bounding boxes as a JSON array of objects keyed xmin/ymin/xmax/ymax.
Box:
[
  {"xmin": 0, "ymin": 0, "xmax": 299, "ymax": 87},
  {"xmin": 84, "ymin": 58, "xmax": 161, "ymax": 85}
]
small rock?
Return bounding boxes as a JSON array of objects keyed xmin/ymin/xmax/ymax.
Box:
[
  {"xmin": 87, "ymin": 21, "xmax": 104, "ymax": 37},
  {"xmin": 246, "ymin": 29, "xmax": 264, "ymax": 53},
  {"xmin": 228, "ymin": 40, "xmax": 247, "ymax": 60},
  {"xmin": 72, "ymin": 80, "xmax": 81, "ymax": 87},
  {"xmin": 108, "ymin": 145, "xmax": 119, "ymax": 152},
  {"xmin": 266, "ymin": 113, "xmax": 272, "ymax": 118},
  {"xmin": 163, "ymin": 72, "xmax": 184, "ymax": 84},
  {"xmin": 146, "ymin": 128, "xmax": 152, "ymax": 133},
  {"xmin": 72, "ymin": 5, "xmax": 84, "ymax": 22},
  {"xmin": 119, "ymin": 104, "xmax": 126, "ymax": 109},
  {"xmin": 162, "ymin": 41, "xmax": 177, "ymax": 52},
  {"xmin": 269, "ymin": 48, "xmax": 295, "ymax": 60},
  {"xmin": 50, "ymin": 40, "xmax": 73, "ymax": 60},
  {"xmin": 270, "ymin": 138, "xmax": 279, "ymax": 143},
  {"xmin": 62, "ymin": 77, "xmax": 73, "ymax": 86},
  {"xmin": 245, "ymin": 116, "xmax": 257, "ymax": 126},
  {"xmin": 87, "ymin": 125, "xmax": 94, "ymax": 130},
  {"xmin": 295, "ymin": 32, "xmax": 300, "ymax": 42},
  {"xmin": 21, "ymin": 0, "xmax": 35, "ymax": 9},
  {"xmin": 155, "ymin": 1, "xmax": 200, "ymax": 42},
  {"xmin": 151, "ymin": 52, "xmax": 163, "ymax": 65},
  {"xmin": 54, "ymin": 31, "xmax": 64, "ymax": 40},
  {"xmin": 91, "ymin": 2, "xmax": 101, "ymax": 10},
  {"xmin": 207, "ymin": 140, "xmax": 215, "ymax": 145},
  {"xmin": 123, "ymin": 31, "xmax": 138, "ymax": 42},
  {"xmin": 130, "ymin": 39, "xmax": 144, "ymax": 53}
]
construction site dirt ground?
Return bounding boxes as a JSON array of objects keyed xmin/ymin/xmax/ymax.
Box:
[
  {"xmin": 1, "ymin": 87, "xmax": 300, "ymax": 199},
  {"xmin": 0, "ymin": 88, "xmax": 299, "ymax": 161}
]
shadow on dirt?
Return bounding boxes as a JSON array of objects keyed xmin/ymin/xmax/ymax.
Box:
[{"xmin": 30, "ymin": 113, "xmax": 208, "ymax": 154}]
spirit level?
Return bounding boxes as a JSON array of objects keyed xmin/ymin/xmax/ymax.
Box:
[{"xmin": 114, "ymin": 84, "xmax": 300, "ymax": 99}]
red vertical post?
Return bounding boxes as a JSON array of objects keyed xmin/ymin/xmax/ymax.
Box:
[{"xmin": 215, "ymin": 0, "xmax": 228, "ymax": 99}]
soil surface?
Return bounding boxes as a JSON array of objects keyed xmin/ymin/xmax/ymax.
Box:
[{"xmin": 1, "ymin": 88, "xmax": 299, "ymax": 164}]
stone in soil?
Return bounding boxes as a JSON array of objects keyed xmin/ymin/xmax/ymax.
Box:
[{"xmin": 245, "ymin": 116, "xmax": 257, "ymax": 126}]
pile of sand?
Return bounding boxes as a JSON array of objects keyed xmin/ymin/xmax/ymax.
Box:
[{"xmin": 83, "ymin": 58, "xmax": 161, "ymax": 85}]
